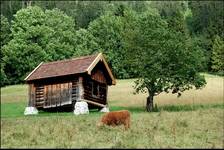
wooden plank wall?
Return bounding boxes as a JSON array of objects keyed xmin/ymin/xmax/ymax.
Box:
[
  {"xmin": 29, "ymin": 75, "xmax": 109, "ymax": 109},
  {"xmin": 91, "ymin": 70, "xmax": 107, "ymax": 84},
  {"xmin": 29, "ymin": 78, "xmax": 79, "ymax": 109},
  {"xmin": 83, "ymin": 78, "xmax": 107, "ymax": 106},
  {"xmin": 35, "ymin": 85, "xmax": 44, "ymax": 107},
  {"xmin": 72, "ymin": 78, "xmax": 79, "ymax": 102},
  {"xmin": 43, "ymin": 82, "xmax": 73, "ymax": 108},
  {"xmin": 28, "ymin": 84, "xmax": 35, "ymax": 107},
  {"xmin": 31, "ymin": 84, "xmax": 36, "ymax": 107},
  {"xmin": 77, "ymin": 77, "xmax": 84, "ymax": 101}
]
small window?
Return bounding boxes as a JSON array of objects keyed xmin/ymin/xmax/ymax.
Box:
[
  {"xmin": 92, "ymin": 82, "xmax": 99, "ymax": 97},
  {"xmin": 99, "ymin": 86, "xmax": 106, "ymax": 99}
]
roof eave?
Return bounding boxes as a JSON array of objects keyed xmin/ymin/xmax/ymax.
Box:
[
  {"xmin": 24, "ymin": 62, "xmax": 43, "ymax": 81},
  {"xmin": 86, "ymin": 53, "xmax": 116, "ymax": 85}
]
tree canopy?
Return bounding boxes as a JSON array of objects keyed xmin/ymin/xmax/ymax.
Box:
[
  {"xmin": 1, "ymin": 2, "xmax": 222, "ymax": 110},
  {"xmin": 124, "ymin": 9, "xmax": 206, "ymax": 111},
  {"xmin": 2, "ymin": 6, "xmax": 76, "ymax": 84}
]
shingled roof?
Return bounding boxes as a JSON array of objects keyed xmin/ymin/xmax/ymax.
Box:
[{"xmin": 24, "ymin": 53, "xmax": 116, "ymax": 85}]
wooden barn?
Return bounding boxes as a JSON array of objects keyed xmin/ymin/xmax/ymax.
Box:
[{"xmin": 24, "ymin": 53, "xmax": 116, "ymax": 110}]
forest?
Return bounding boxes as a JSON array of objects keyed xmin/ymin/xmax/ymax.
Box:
[{"xmin": 1, "ymin": 1, "xmax": 224, "ymax": 87}]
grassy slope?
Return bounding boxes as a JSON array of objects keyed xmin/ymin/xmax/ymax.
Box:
[
  {"xmin": 1, "ymin": 73, "xmax": 224, "ymax": 148},
  {"xmin": 108, "ymin": 73, "xmax": 224, "ymax": 107}
]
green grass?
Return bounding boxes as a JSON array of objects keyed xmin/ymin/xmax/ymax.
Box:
[
  {"xmin": 1, "ymin": 108, "xmax": 223, "ymax": 148},
  {"xmin": 1, "ymin": 73, "xmax": 224, "ymax": 148},
  {"xmin": 1, "ymin": 84, "xmax": 27, "ymax": 103},
  {"xmin": 1, "ymin": 102, "xmax": 27, "ymax": 118},
  {"xmin": 1, "ymin": 101, "xmax": 223, "ymax": 119}
]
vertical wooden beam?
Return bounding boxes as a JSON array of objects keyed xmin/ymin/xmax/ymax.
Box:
[
  {"xmin": 78, "ymin": 76, "xmax": 84, "ymax": 101},
  {"xmin": 44, "ymin": 85, "xmax": 46, "ymax": 107},
  {"xmin": 28, "ymin": 84, "xmax": 31, "ymax": 106},
  {"xmin": 55, "ymin": 84, "xmax": 58, "ymax": 107},
  {"xmin": 105, "ymin": 85, "xmax": 108, "ymax": 105},
  {"xmin": 69, "ymin": 82, "xmax": 72, "ymax": 103},
  {"xmin": 52, "ymin": 84, "xmax": 55, "ymax": 107},
  {"xmin": 31, "ymin": 84, "xmax": 36, "ymax": 107},
  {"xmin": 62, "ymin": 83, "xmax": 65, "ymax": 104},
  {"xmin": 50, "ymin": 84, "xmax": 52, "ymax": 107},
  {"xmin": 46, "ymin": 85, "xmax": 49, "ymax": 107},
  {"xmin": 59, "ymin": 83, "xmax": 62, "ymax": 106}
]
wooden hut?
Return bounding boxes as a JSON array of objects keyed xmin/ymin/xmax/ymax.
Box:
[{"xmin": 24, "ymin": 53, "xmax": 116, "ymax": 110}]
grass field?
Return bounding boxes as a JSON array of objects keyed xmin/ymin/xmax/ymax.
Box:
[{"xmin": 1, "ymin": 73, "xmax": 224, "ymax": 148}]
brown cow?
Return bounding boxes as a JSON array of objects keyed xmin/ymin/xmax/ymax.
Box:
[{"xmin": 97, "ymin": 110, "xmax": 131, "ymax": 130}]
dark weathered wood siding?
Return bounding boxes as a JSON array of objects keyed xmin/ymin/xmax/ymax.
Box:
[
  {"xmin": 91, "ymin": 61, "xmax": 112, "ymax": 85},
  {"xmin": 28, "ymin": 76, "xmax": 80, "ymax": 108},
  {"xmin": 28, "ymin": 62, "xmax": 110, "ymax": 109},
  {"xmin": 83, "ymin": 78, "xmax": 107, "ymax": 104}
]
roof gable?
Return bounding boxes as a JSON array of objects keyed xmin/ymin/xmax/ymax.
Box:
[{"xmin": 24, "ymin": 53, "xmax": 116, "ymax": 85}]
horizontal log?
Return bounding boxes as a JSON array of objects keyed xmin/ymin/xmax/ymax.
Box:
[
  {"xmin": 35, "ymin": 92, "xmax": 44, "ymax": 94},
  {"xmin": 36, "ymin": 99, "xmax": 44, "ymax": 102},
  {"xmin": 36, "ymin": 87, "xmax": 44, "ymax": 90},
  {"xmin": 81, "ymin": 99, "xmax": 106, "ymax": 108},
  {"xmin": 83, "ymin": 94, "xmax": 105, "ymax": 101},
  {"xmin": 36, "ymin": 101, "xmax": 45, "ymax": 104},
  {"xmin": 36, "ymin": 95, "xmax": 44, "ymax": 98}
]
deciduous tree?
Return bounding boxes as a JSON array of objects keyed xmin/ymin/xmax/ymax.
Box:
[
  {"xmin": 3, "ymin": 6, "xmax": 76, "ymax": 84},
  {"xmin": 125, "ymin": 10, "xmax": 206, "ymax": 112}
]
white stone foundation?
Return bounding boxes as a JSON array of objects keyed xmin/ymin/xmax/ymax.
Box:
[
  {"xmin": 24, "ymin": 107, "xmax": 38, "ymax": 115},
  {"xmin": 74, "ymin": 101, "xmax": 89, "ymax": 115},
  {"xmin": 100, "ymin": 106, "xmax": 110, "ymax": 113}
]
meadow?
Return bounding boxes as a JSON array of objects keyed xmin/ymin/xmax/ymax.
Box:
[{"xmin": 1, "ymin": 73, "xmax": 224, "ymax": 148}]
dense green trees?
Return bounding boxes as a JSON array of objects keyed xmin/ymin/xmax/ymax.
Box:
[
  {"xmin": 2, "ymin": 6, "xmax": 76, "ymax": 84},
  {"xmin": 211, "ymin": 36, "xmax": 224, "ymax": 73},
  {"xmin": 0, "ymin": 15, "xmax": 11, "ymax": 48},
  {"xmin": 88, "ymin": 12, "xmax": 128, "ymax": 78},
  {"xmin": 188, "ymin": 1, "xmax": 224, "ymax": 71},
  {"xmin": 73, "ymin": 28, "xmax": 100, "ymax": 57},
  {"xmin": 0, "ymin": 1, "xmax": 223, "ymax": 88},
  {"xmin": 150, "ymin": 1, "xmax": 188, "ymax": 33}
]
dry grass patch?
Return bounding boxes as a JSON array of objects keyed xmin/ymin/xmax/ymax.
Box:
[{"xmin": 108, "ymin": 74, "xmax": 224, "ymax": 107}]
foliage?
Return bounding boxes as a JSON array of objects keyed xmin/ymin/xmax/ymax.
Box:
[
  {"xmin": 124, "ymin": 9, "xmax": 206, "ymax": 111},
  {"xmin": 1, "ymin": 1, "xmax": 223, "ymax": 86},
  {"xmin": 150, "ymin": 1, "xmax": 188, "ymax": 34},
  {"xmin": 211, "ymin": 35, "xmax": 224, "ymax": 73},
  {"xmin": 187, "ymin": 1, "xmax": 224, "ymax": 71},
  {"xmin": 44, "ymin": 8, "xmax": 76, "ymax": 60},
  {"xmin": 189, "ymin": 35, "xmax": 213, "ymax": 71},
  {"xmin": 0, "ymin": 15, "xmax": 11, "ymax": 48},
  {"xmin": 34, "ymin": 1, "xmax": 107, "ymax": 29},
  {"xmin": 73, "ymin": 29, "xmax": 101, "ymax": 57},
  {"xmin": 0, "ymin": 1, "xmax": 23, "ymax": 21},
  {"xmin": 188, "ymin": 1, "xmax": 224, "ymax": 38},
  {"xmin": 88, "ymin": 12, "xmax": 128, "ymax": 78},
  {"xmin": 2, "ymin": 6, "xmax": 76, "ymax": 85},
  {"xmin": 0, "ymin": 15, "xmax": 11, "ymax": 86},
  {"xmin": 0, "ymin": 61, "xmax": 8, "ymax": 87}
]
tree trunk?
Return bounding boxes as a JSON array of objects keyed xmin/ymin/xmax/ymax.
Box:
[{"xmin": 146, "ymin": 95, "xmax": 154, "ymax": 112}]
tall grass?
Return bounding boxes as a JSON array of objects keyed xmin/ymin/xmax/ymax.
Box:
[{"xmin": 1, "ymin": 109, "xmax": 223, "ymax": 148}]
